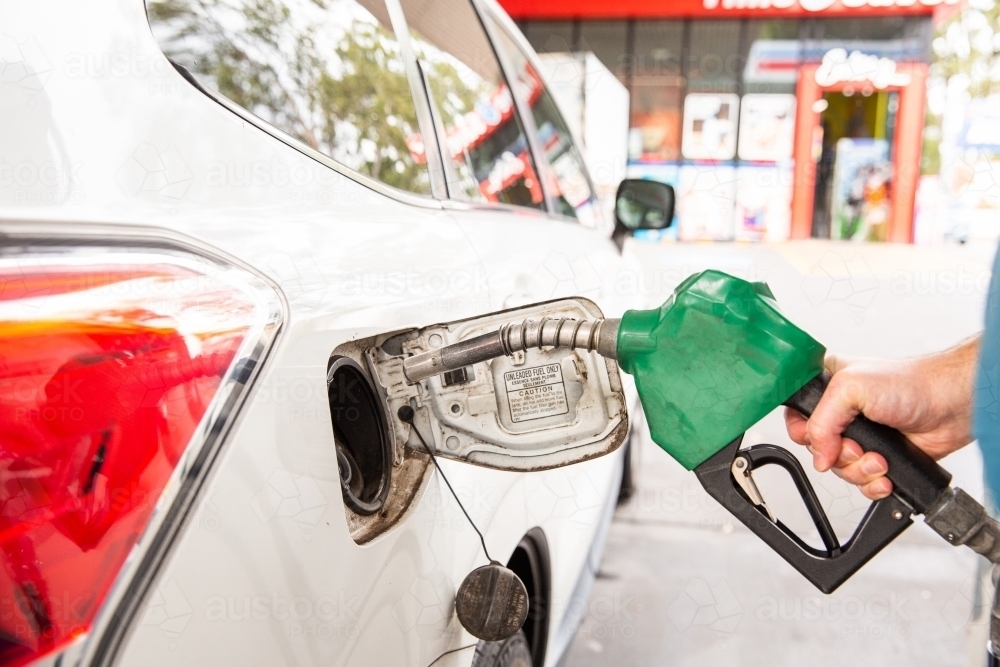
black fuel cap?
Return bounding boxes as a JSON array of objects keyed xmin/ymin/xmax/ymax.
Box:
[{"xmin": 455, "ymin": 562, "xmax": 529, "ymax": 641}]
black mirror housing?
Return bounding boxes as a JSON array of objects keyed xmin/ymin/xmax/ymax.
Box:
[{"xmin": 614, "ymin": 179, "xmax": 676, "ymax": 232}]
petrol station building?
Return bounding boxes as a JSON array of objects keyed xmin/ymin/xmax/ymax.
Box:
[{"xmin": 501, "ymin": 0, "xmax": 959, "ymax": 242}]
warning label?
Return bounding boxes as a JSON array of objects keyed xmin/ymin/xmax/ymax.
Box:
[{"xmin": 503, "ymin": 363, "xmax": 569, "ymax": 423}]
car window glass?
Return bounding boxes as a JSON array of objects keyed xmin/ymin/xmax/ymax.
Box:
[
  {"xmin": 147, "ymin": 0, "xmax": 432, "ymax": 196},
  {"xmin": 488, "ymin": 19, "xmax": 598, "ymax": 225},
  {"xmin": 399, "ymin": 0, "xmax": 545, "ymax": 210}
]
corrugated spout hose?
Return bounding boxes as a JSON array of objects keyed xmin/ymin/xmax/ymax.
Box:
[{"xmin": 402, "ymin": 317, "xmax": 620, "ymax": 384}]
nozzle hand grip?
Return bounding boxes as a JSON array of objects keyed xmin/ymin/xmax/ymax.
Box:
[{"xmin": 784, "ymin": 372, "xmax": 952, "ymax": 513}]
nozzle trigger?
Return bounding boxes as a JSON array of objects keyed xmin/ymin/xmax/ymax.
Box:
[{"xmin": 731, "ymin": 455, "xmax": 776, "ymax": 523}]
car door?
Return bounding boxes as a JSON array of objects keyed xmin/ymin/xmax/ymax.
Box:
[{"xmin": 392, "ymin": 1, "xmax": 639, "ymax": 662}]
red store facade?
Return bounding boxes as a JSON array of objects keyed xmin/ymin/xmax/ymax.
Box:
[{"xmin": 502, "ymin": 0, "xmax": 958, "ymax": 242}]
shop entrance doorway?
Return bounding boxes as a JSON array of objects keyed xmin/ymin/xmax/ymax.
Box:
[
  {"xmin": 791, "ymin": 57, "xmax": 926, "ymax": 243},
  {"xmin": 812, "ymin": 90, "xmax": 899, "ymax": 240}
]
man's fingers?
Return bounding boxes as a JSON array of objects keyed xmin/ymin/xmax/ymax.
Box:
[
  {"xmin": 834, "ymin": 439, "xmax": 863, "ymax": 467},
  {"xmin": 860, "ymin": 477, "xmax": 893, "ymax": 501},
  {"xmin": 784, "ymin": 407, "xmax": 810, "ymax": 446},
  {"xmin": 830, "ymin": 451, "xmax": 888, "ymax": 487},
  {"xmin": 805, "ymin": 373, "xmax": 864, "ymax": 472}
]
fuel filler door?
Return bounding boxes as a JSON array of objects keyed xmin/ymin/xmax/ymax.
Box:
[{"xmin": 367, "ymin": 298, "xmax": 628, "ymax": 471}]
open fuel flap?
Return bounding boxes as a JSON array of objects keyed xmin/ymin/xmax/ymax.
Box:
[{"xmin": 367, "ymin": 298, "xmax": 628, "ymax": 471}]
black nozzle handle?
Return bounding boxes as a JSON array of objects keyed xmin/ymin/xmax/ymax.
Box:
[{"xmin": 784, "ymin": 372, "xmax": 952, "ymax": 514}]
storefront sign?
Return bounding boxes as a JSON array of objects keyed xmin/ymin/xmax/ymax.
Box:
[
  {"xmin": 744, "ymin": 39, "xmax": 926, "ymax": 84},
  {"xmin": 501, "ymin": 0, "xmax": 952, "ymax": 19},
  {"xmin": 704, "ymin": 0, "xmax": 955, "ymax": 10},
  {"xmin": 815, "ymin": 49, "xmax": 912, "ymax": 89}
]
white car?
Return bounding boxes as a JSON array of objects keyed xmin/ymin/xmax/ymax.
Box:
[{"xmin": 0, "ymin": 1, "xmax": 671, "ymax": 666}]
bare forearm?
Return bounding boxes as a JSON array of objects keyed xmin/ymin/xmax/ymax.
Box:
[{"xmin": 918, "ymin": 334, "xmax": 979, "ymax": 445}]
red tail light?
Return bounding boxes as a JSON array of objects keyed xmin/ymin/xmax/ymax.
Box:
[{"xmin": 0, "ymin": 241, "xmax": 282, "ymax": 666}]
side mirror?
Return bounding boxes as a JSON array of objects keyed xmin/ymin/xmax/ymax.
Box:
[{"xmin": 613, "ymin": 179, "xmax": 675, "ymax": 249}]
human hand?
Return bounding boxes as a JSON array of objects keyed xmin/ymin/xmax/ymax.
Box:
[{"xmin": 784, "ymin": 337, "xmax": 979, "ymax": 500}]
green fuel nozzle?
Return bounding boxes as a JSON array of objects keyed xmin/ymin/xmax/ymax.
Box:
[
  {"xmin": 615, "ymin": 269, "xmax": 826, "ymax": 470},
  {"xmin": 612, "ymin": 271, "xmax": 1000, "ymax": 611}
]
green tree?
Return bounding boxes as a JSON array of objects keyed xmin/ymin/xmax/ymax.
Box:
[
  {"xmin": 931, "ymin": 1, "xmax": 1000, "ymax": 97},
  {"xmin": 923, "ymin": 1, "xmax": 1000, "ymax": 174},
  {"xmin": 148, "ymin": 0, "xmax": 430, "ymax": 193}
]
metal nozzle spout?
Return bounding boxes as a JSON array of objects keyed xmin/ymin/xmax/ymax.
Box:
[{"xmin": 402, "ymin": 317, "xmax": 620, "ymax": 384}]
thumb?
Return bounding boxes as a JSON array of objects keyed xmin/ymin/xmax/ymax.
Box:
[{"xmin": 824, "ymin": 353, "xmax": 851, "ymax": 375}]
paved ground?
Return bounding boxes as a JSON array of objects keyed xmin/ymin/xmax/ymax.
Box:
[{"xmin": 565, "ymin": 240, "xmax": 998, "ymax": 667}]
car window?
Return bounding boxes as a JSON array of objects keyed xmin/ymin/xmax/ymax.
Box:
[
  {"xmin": 147, "ymin": 0, "xmax": 432, "ymax": 196},
  {"xmin": 488, "ymin": 18, "xmax": 599, "ymax": 225},
  {"xmin": 399, "ymin": 0, "xmax": 545, "ymax": 210}
]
